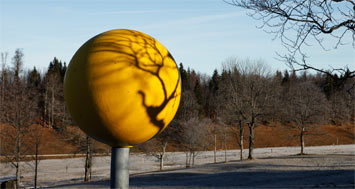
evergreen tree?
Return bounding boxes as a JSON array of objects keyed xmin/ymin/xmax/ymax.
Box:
[
  {"xmin": 282, "ymin": 70, "xmax": 290, "ymax": 85},
  {"xmin": 27, "ymin": 67, "xmax": 41, "ymax": 88}
]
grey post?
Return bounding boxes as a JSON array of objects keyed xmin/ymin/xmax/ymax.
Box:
[{"xmin": 110, "ymin": 147, "xmax": 130, "ymax": 189}]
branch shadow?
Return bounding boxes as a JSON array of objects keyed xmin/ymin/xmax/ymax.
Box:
[
  {"xmin": 70, "ymin": 29, "xmax": 181, "ymax": 146},
  {"xmin": 90, "ymin": 30, "xmax": 181, "ymax": 133}
]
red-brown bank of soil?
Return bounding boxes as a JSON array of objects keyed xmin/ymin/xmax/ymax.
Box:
[{"xmin": 1, "ymin": 122, "xmax": 354, "ymax": 157}]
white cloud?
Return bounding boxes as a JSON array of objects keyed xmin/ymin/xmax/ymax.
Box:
[
  {"xmin": 139, "ymin": 11, "xmax": 245, "ymax": 30},
  {"xmin": 90, "ymin": 8, "xmax": 219, "ymax": 15}
]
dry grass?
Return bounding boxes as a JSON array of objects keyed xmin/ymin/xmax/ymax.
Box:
[{"xmin": 1, "ymin": 122, "xmax": 354, "ymax": 160}]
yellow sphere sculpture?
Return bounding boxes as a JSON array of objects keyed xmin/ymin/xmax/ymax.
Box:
[{"xmin": 64, "ymin": 29, "xmax": 181, "ymax": 147}]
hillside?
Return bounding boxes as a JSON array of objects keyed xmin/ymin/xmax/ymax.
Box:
[{"xmin": 1, "ymin": 122, "xmax": 354, "ymax": 157}]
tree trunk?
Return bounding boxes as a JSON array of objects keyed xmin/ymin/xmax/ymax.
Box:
[
  {"xmin": 248, "ymin": 124, "xmax": 254, "ymax": 160},
  {"xmin": 185, "ymin": 152, "xmax": 190, "ymax": 168},
  {"xmin": 160, "ymin": 142, "xmax": 167, "ymax": 171},
  {"xmin": 44, "ymin": 89, "xmax": 47, "ymax": 127},
  {"xmin": 239, "ymin": 120, "xmax": 244, "ymax": 161},
  {"xmin": 192, "ymin": 152, "xmax": 195, "ymax": 166},
  {"xmin": 159, "ymin": 154, "xmax": 163, "ymax": 171},
  {"xmin": 34, "ymin": 143, "xmax": 39, "ymax": 189},
  {"xmin": 224, "ymin": 132, "xmax": 227, "ymax": 163},
  {"xmin": 0, "ymin": 72, "xmax": 3, "ymax": 127},
  {"xmin": 16, "ymin": 123, "xmax": 21, "ymax": 189},
  {"xmin": 50, "ymin": 85, "xmax": 54, "ymax": 128},
  {"xmin": 214, "ymin": 125, "xmax": 217, "ymax": 163},
  {"xmin": 84, "ymin": 136, "xmax": 92, "ymax": 182},
  {"xmin": 240, "ymin": 136, "xmax": 244, "ymax": 160},
  {"xmin": 300, "ymin": 127, "xmax": 305, "ymax": 155},
  {"xmin": 189, "ymin": 152, "xmax": 193, "ymax": 167},
  {"xmin": 16, "ymin": 163, "xmax": 20, "ymax": 189},
  {"xmin": 61, "ymin": 104, "xmax": 66, "ymax": 130}
]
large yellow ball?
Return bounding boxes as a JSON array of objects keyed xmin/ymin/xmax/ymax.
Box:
[{"xmin": 64, "ymin": 29, "xmax": 181, "ymax": 147}]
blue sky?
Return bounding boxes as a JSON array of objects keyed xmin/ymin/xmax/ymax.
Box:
[{"xmin": 1, "ymin": 0, "xmax": 354, "ymax": 75}]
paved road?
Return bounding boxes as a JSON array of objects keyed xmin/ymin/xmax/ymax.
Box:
[{"xmin": 52, "ymin": 154, "xmax": 355, "ymax": 188}]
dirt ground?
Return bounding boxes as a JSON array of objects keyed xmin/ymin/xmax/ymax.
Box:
[
  {"xmin": 1, "ymin": 123, "xmax": 354, "ymax": 156},
  {"xmin": 1, "ymin": 144, "xmax": 354, "ymax": 188}
]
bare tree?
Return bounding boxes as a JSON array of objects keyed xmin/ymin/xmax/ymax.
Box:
[
  {"xmin": 217, "ymin": 73, "xmax": 246, "ymax": 161},
  {"xmin": 218, "ymin": 123, "xmax": 229, "ymax": 163},
  {"xmin": 33, "ymin": 133, "xmax": 41, "ymax": 188},
  {"xmin": 344, "ymin": 78, "xmax": 355, "ymax": 126},
  {"xmin": 284, "ymin": 81, "xmax": 327, "ymax": 154},
  {"xmin": 175, "ymin": 90, "xmax": 200, "ymax": 122},
  {"xmin": 226, "ymin": 0, "xmax": 355, "ymax": 76},
  {"xmin": 181, "ymin": 118, "xmax": 210, "ymax": 167},
  {"xmin": 136, "ymin": 121, "xmax": 179, "ymax": 171},
  {"xmin": 26, "ymin": 73, "xmax": 43, "ymax": 188},
  {"xmin": 58, "ymin": 126, "xmax": 95, "ymax": 182},
  {"xmin": 43, "ymin": 72, "xmax": 61, "ymax": 128},
  {"xmin": 84, "ymin": 136, "xmax": 92, "ymax": 182},
  {"xmin": 220, "ymin": 57, "xmax": 273, "ymax": 160},
  {"xmin": 237, "ymin": 120, "xmax": 245, "ymax": 160},
  {"xmin": 207, "ymin": 70, "xmax": 221, "ymax": 163},
  {"xmin": 328, "ymin": 91, "xmax": 352, "ymax": 125},
  {"xmin": 0, "ymin": 52, "xmax": 8, "ymax": 128},
  {"xmin": 12, "ymin": 49, "xmax": 23, "ymax": 79},
  {"xmin": 72, "ymin": 133, "xmax": 93, "ymax": 182},
  {"xmin": 227, "ymin": 120, "xmax": 246, "ymax": 161},
  {"xmin": 174, "ymin": 78, "xmax": 205, "ymax": 167},
  {"xmin": 26, "ymin": 125, "xmax": 44, "ymax": 189},
  {"xmin": 1, "ymin": 49, "xmax": 37, "ymax": 188},
  {"xmin": 154, "ymin": 121, "xmax": 179, "ymax": 171},
  {"xmin": 135, "ymin": 138, "xmax": 163, "ymax": 168},
  {"xmin": 42, "ymin": 58, "xmax": 67, "ymax": 129}
]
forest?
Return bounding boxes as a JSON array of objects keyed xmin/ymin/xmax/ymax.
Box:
[{"xmin": 0, "ymin": 49, "xmax": 354, "ymax": 179}]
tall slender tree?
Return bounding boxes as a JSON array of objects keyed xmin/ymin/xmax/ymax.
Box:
[
  {"xmin": 283, "ymin": 81, "xmax": 327, "ymax": 154},
  {"xmin": 2, "ymin": 49, "xmax": 37, "ymax": 188},
  {"xmin": 219, "ymin": 57, "xmax": 273, "ymax": 160}
]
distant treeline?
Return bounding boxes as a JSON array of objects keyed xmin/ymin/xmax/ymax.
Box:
[{"xmin": 0, "ymin": 49, "xmax": 354, "ymax": 162}]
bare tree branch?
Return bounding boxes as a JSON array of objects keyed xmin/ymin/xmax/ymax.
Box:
[{"xmin": 226, "ymin": 0, "xmax": 355, "ymax": 77}]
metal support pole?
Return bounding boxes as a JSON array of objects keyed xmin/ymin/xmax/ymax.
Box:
[{"xmin": 110, "ymin": 147, "xmax": 130, "ymax": 189}]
